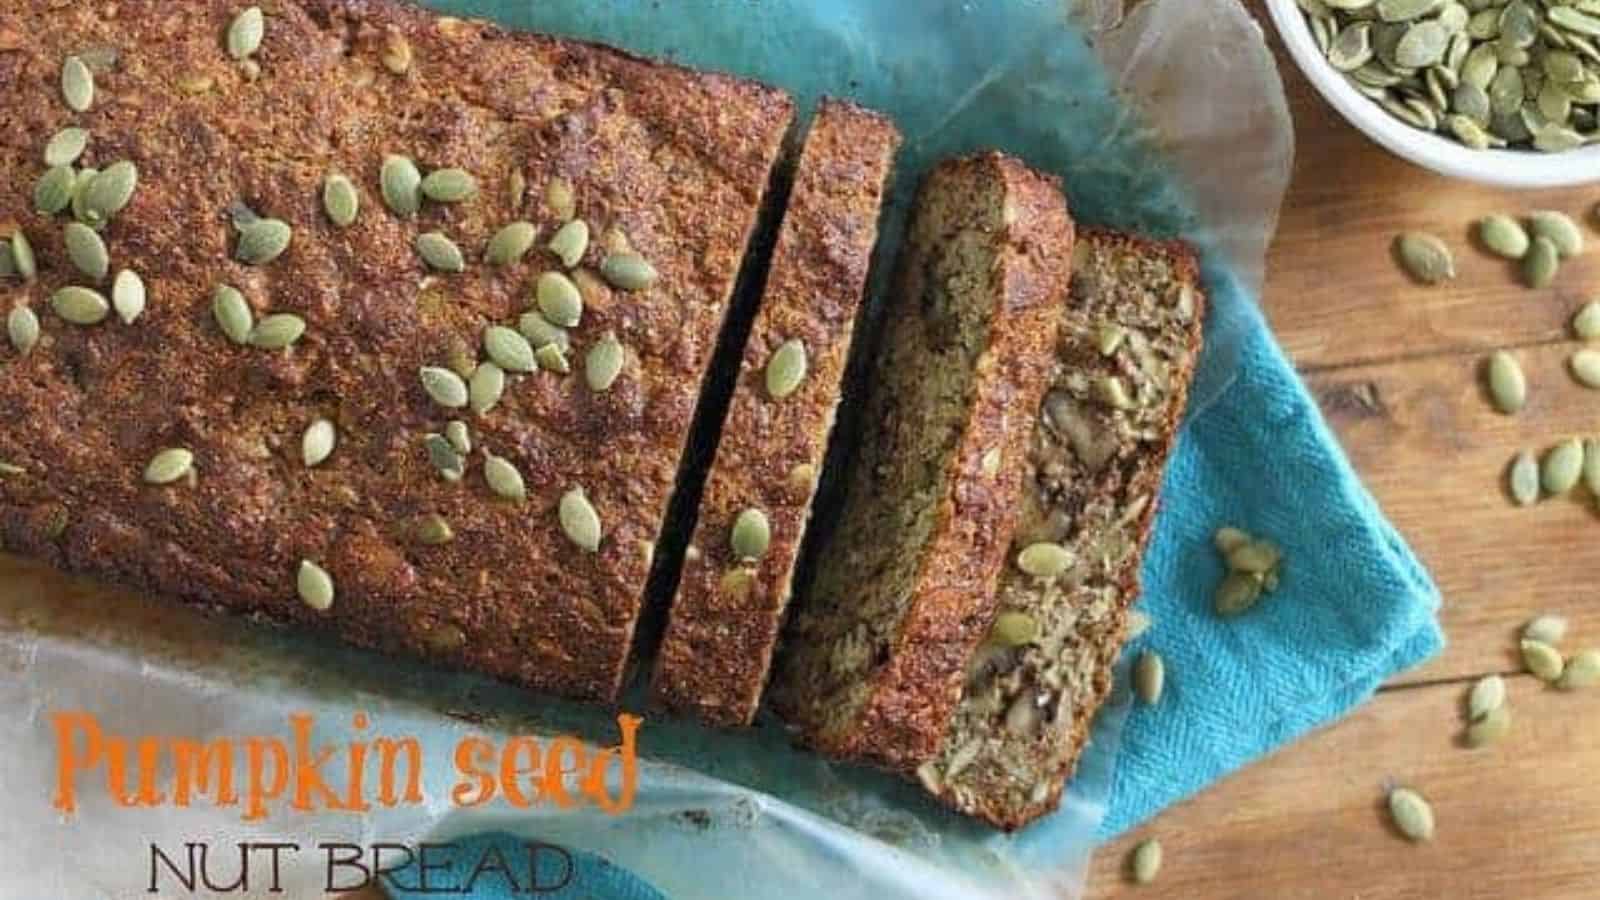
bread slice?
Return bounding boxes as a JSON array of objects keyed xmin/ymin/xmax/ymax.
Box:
[
  {"xmin": 650, "ymin": 100, "xmax": 902, "ymax": 726},
  {"xmin": 771, "ymin": 153, "xmax": 1075, "ymax": 770},
  {"xmin": 916, "ymin": 229, "xmax": 1205, "ymax": 829},
  {"xmin": 0, "ymin": 0, "xmax": 792, "ymax": 702}
]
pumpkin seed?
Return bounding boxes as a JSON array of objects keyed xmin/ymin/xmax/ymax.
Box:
[
  {"xmin": 1542, "ymin": 438, "xmax": 1584, "ymax": 494},
  {"xmin": 766, "ymin": 339, "xmax": 808, "ymax": 399},
  {"xmin": 1508, "ymin": 450, "xmax": 1541, "ymax": 505},
  {"xmin": 64, "ymin": 222, "xmax": 109, "ymax": 281},
  {"xmin": 302, "ymin": 418, "xmax": 336, "ymax": 467},
  {"xmin": 227, "ymin": 7, "xmax": 265, "ymax": 59},
  {"xmin": 1388, "ymin": 788, "xmax": 1435, "ymax": 841},
  {"xmin": 1017, "ymin": 542, "xmax": 1075, "ymax": 578},
  {"xmin": 730, "ymin": 507, "xmax": 771, "ymax": 559},
  {"xmin": 1126, "ymin": 610, "xmax": 1152, "ymax": 640},
  {"xmin": 1485, "ymin": 350, "xmax": 1526, "ymax": 414},
  {"xmin": 248, "ymin": 313, "xmax": 305, "ymax": 349},
  {"xmin": 415, "ymin": 514, "xmax": 454, "ymax": 546},
  {"xmin": 1329, "ymin": 23, "xmax": 1376, "ymax": 69},
  {"xmin": 44, "ymin": 127, "xmax": 89, "ymax": 167},
  {"xmin": 8, "ymin": 306, "xmax": 40, "ymax": 355},
  {"xmin": 600, "ymin": 251, "xmax": 657, "ymax": 291},
  {"xmin": 423, "ymin": 433, "xmax": 464, "ymax": 481},
  {"xmin": 420, "ymin": 366, "xmax": 469, "ymax": 408},
  {"xmin": 585, "ymin": 331, "xmax": 625, "ymax": 392},
  {"xmin": 212, "ymin": 286, "xmax": 253, "ymax": 344},
  {"xmin": 1557, "ymin": 649, "xmax": 1600, "ymax": 690},
  {"xmin": 1572, "ymin": 301, "xmax": 1600, "ymax": 339},
  {"xmin": 1451, "ymin": 81, "xmax": 1492, "ymax": 124},
  {"xmin": 1214, "ymin": 526, "xmax": 1252, "ymax": 554},
  {"xmin": 1527, "ymin": 210, "xmax": 1584, "ymax": 257},
  {"xmin": 990, "ymin": 611, "xmax": 1039, "ymax": 647},
  {"xmin": 69, "ymin": 167, "xmax": 99, "ymax": 227},
  {"xmin": 548, "ymin": 219, "xmax": 589, "ymax": 268},
  {"xmin": 1396, "ymin": 21, "xmax": 1451, "ymax": 67},
  {"xmin": 559, "ymin": 487, "xmax": 602, "ymax": 550},
  {"xmin": 34, "ymin": 166, "xmax": 75, "ymax": 215},
  {"xmin": 296, "ymin": 560, "xmax": 335, "ymax": 612},
  {"xmin": 1395, "ymin": 232, "xmax": 1455, "ymax": 283},
  {"xmin": 1130, "ymin": 839, "xmax": 1162, "ymax": 884},
  {"xmin": 1467, "ymin": 674, "xmax": 1505, "ymax": 720},
  {"xmin": 545, "ymin": 177, "xmax": 576, "ymax": 221},
  {"xmin": 1134, "ymin": 651, "xmax": 1165, "ymax": 705},
  {"xmin": 50, "ymin": 286, "xmax": 109, "ymax": 325},
  {"xmin": 421, "ymin": 168, "xmax": 478, "ymax": 203},
  {"xmin": 518, "ymin": 311, "xmax": 570, "ymax": 351},
  {"xmin": 1570, "ymin": 349, "xmax": 1600, "ymax": 388},
  {"xmin": 380, "ymin": 155, "xmax": 422, "ymax": 218},
  {"xmin": 10, "ymin": 232, "xmax": 35, "ymax": 281},
  {"xmin": 1378, "ymin": 0, "xmax": 1441, "ymax": 21},
  {"xmin": 80, "ymin": 161, "xmax": 138, "ymax": 222},
  {"xmin": 415, "ymin": 232, "xmax": 464, "ymax": 273},
  {"xmin": 1523, "ymin": 614, "xmax": 1569, "ymax": 645},
  {"xmin": 536, "ymin": 272, "xmax": 583, "ymax": 327},
  {"xmin": 468, "ymin": 362, "xmax": 505, "ymax": 415},
  {"xmin": 62, "ymin": 56, "xmax": 94, "ymax": 112},
  {"xmin": 322, "ymin": 173, "xmax": 360, "ymax": 227},
  {"xmin": 143, "ymin": 447, "xmax": 194, "ymax": 485},
  {"xmin": 1523, "ymin": 236, "xmax": 1560, "ymax": 287},
  {"xmin": 1215, "ymin": 571, "xmax": 1265, "ymax": 617},
  {"xmin": 1464, "ymin": 704, "xmax": 1511, "ymax": 747},
  {"xmin": 486, "ymin": 222, "xmax": 537, "ymax": 266},
  {"xmin": 536, "ymin": 343, "xmax": 570, "ymax": 374},
  {"xmin": 1476, "ymin": 214, "xmax": 1529, "ymax": 258},
  {"xmin": 444, "ymin": 420, "xmax": 471, "ymax": 455},
  {"xmin": 483, "ymin": 325, "xmax": 535, "ymax": 373},
  {"xmin": 1551, "ymin": 5, "xmax": 1600, "ymax": 37},
  {"xmin": 1228, "ymin": 540, "xmax": 1281, "ymax": 574},
  {"xmin": 106, "ymin": 269, "xmax": 145, "ymax": 324},
  {"xmin": 483, "ymin": 453, "xmax": 526, "ymax": 501},
  {"xmin": 1522, "ymin": 638, "xmax": 1565, "ymax": 681}
]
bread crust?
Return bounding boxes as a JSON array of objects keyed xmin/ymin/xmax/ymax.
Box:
[{"xmin": 0, "ymin": 0, "xmax": 792, "ymax": 702}]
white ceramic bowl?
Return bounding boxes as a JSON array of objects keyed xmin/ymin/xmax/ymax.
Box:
[{"xmin": 1265, "ymin": 0, "xmax": 1600, "ymax": 189}]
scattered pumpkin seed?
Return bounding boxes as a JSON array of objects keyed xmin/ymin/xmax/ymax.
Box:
[
  {"xmin": 423, "ymin": 433, "xmax": 464, "ymax": 481},
  {"xmin": 518, "ymin": 311, "xmax": 570, "ymax": 351},
  {"xmin": 548, "ymin": 219, "xmax": 590, "ymax": 268},
  {"xmin": 730, "ymin": 508, "xmax": 771, "ymax": 559},
  {"xmin": 1464, "ymin": 704, "xmax": 1511, "ymax": 747},
  {"xmin": 559, "ymin": 487, "xmax": 602, "ymax": 550},
  {"xmin": 227, "ymin": 7, "xmax": 265, "ymax": 59},
  {"xmin": 444, "ymin": 420, "xmax": 471, "ymax": 455},
  {"xmin": 1485, "ymin": 350, "xmax": 1527, "ymax": 414},
  {"xmin": 50, "ymin": 286, "xmax": 109, "ymax": 325},
  {"xmin": 322, "ymin": 173, "xmax": 360, "ymax": 227},
  {"xmin": 1523, "ymin": 236, "xmax": 1560, "ymax": 288},
  {"xmin": 1130, "ymin": 839, "xmax": 1162, "ymax": 884},
  {"xmin": 484, "ymin": 325, "xmax": 535, "ymax": 373},
  {"xmin": 110, "ymin": 269, "xmax": 145, "ymax": 324},
  {"xmin": 1574, "ymin": 301, "xmax": 1600, "ymax": 340},
  {"xmin": 1215, "ymin": 571, "xmax": 1264, "ymax": 617},
  {"xmin": 64, "ymin": 222, "xmax": 109, "ymax": 281},
  {"xmin": 585, "ymin": 332, "xmax": 625, "ymax": 392},
  {"xmin": 536, "ymin": 343, "xmax": 570, "ymax": 374},
  {"xmin": 1468, "ymin": 674, "xmax": 1506, "ymax": 720},
  {"xmin": 1017, "ymin": 542, "xmax": 1075, "ymax": 578},
  {"xmin": 536, "ymin": 271, "xmax": 584, "ymax": 327},
  {"xmin": 1569, "ymin": 349, "xmax": 1600, "ymax": 388},
  {"xmin": 486, "ymin": 222, "xmax": 537, "ymax": 267},
  {"xmin": 34, "ymin": 166, "xmax": 75, "ymax": 215},
  {"xmin": 991, "ymin": 611, "xmax": 1039, "ymax": 647},
  {"xmin": 1522, "ymin": 638, "xmax": 1566, "ymax": 681},
  {"xmin": 766, "ymin": 339, "xmax": 808, "ymax": 400},
  {"xmin": 415, "ymin": 232, "xmax": 465, "ymax": 273},
  {"xmin": 1557, "ymin": 649, "xmax": 1600, "ymax": 690},
  {"xmin": 415, "ymin": 514, "xmax": 454, "ymax": 545},
  {"xmin": 421, "ymin": 168, "xmax": 478, "ymax": 203},
  {"xmin": 483, "ymin": 453, "xmax": 527, "ymax": 501},
  {"xmin": 1388, "ymin": 788, "xmax": 1435, "ymax": 842},
  {"xmin": 1135, "ymin": 651, "xmax": 1165, "ymax": 705},
  {"xmin": 10, "ymin": 232, "xmax": 34, "ymax": 281},
  {"xmin": 1477, "ymin": 214, "xmax": 1530, "ymax": 258},
  {"xmin": 296, "ymin": 559, "xmax": 335, "ymax": 612},
  {"xmin": 468, "ymin": 362, "xmax": 505, "ymax": 415},
  {"xmin": 1508, "ymin": 450, "xmax": 1541, "ymax": 506},
  {"xmin": 248, "ymin": 313, "xmax": 306, "ymax": 349},
  {"xmin": 233, "ymin": 218, "xmax": 291, "ymax": 265},
  {"xmin": 1527, "ymin": 210, "xmax": 1584, "ymax": 258},
  {"xmin": 380, "ymin": 155, "xmax": 423, "ymax": 218},
  {"xmin": 80, "ymin": 161, "xmax": 138, "ymax": 223},
  {"xmin": 545, "ymin": 177, "xmax": 576, "ymax": 221},
  {"xmin": 302, "ymin": 418, "xmax": 336, "ymax": 467},
  {"xmin": 62, "ymin": 55, "xmax": 94, "ymax": 112},
  {"xmin": 1523, "ymin": 614, "xmax": 1569, "ymax": 645},
  {"xmin": 1542, "ymin": 438, "xmax": 1583, "ymax": 494},
  {"xmin": 600, "ymin": 251, "xmax": 657, "ymax": 291},
  {"xmin": 143, "ymin": 447, "xmax": 194, "ymax": 485},
  {"xmin": 212, "ymin": 286, "xmax": 253, "ymax": 344},
  {"xmin": 420, "ymin": 366, "xmax": 469, "ymax": 408},
  {"xmin": 1396, "ymin": 232, "xmax": 1456, "ymax": 284},
  {"xmin": 1228, "ymin": 540, "xmax": 1281, "ymax": 574},
  {"xmin": 8, "ymin": 306, "xmax": 40, "ymax": 355},
  {"xmin": 1214, "ymin": 526, "xmax": 1252, "ymax": 554},
  {"xmin": 44, "ymin": 127, "xmax": 89, "ymax": 167}
]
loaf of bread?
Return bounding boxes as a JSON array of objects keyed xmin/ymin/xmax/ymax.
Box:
[
  {"xmin": 916, "ymin": 229, "xmax": 1205, "ymax": 829},
  {"xmin": 650, "ymin": 100, "xmax": 901, "ymax": 727},
  {"xmin": 0, "ymin": 0, "xmax": 793, "ymax": 702},
  {"xmin": 771, "ymin": 153, "xmax": 1075, "ymax": 770}
]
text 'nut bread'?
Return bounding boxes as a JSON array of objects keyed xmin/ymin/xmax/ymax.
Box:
[
  {"xmin": 771, "ymin": 153, "xmax": 1075, "ymax": 770},
  {"xmin": 917, "ymin": 230, "xmax": 1205, "ymax": 829},
  {"xmin": 0, "ymin": 0, "xmax": 792, "ymax": 702},
  {"xmin": 651, "ymin": 100, "xmax": 902, "ymax": 727}
]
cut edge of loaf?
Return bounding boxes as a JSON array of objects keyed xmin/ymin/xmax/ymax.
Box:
[
  {"xmin": 918, "ymin": 228, "xmax": 1206, "ymax": 829},
  {"xmin": 771, "ymin": 152, "xmax": 1075, "ymax": 771},
  {"xmin": 649, "ymin": 99, "xmax": 903, "ymax": 726}
]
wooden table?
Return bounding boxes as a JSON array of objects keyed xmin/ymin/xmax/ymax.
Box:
[{"xmin": 1088, "ymin": 6, "xmax": 1600, "ymax": 899}]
